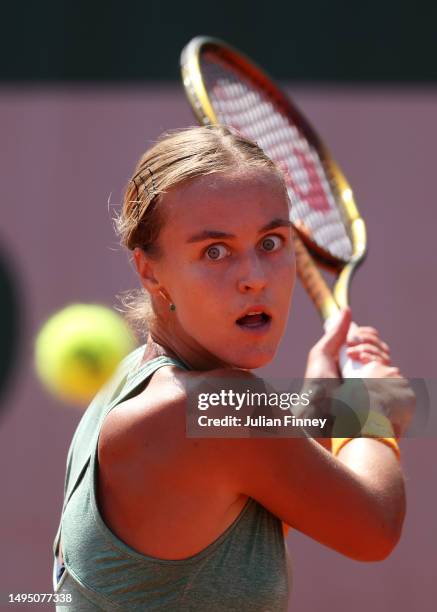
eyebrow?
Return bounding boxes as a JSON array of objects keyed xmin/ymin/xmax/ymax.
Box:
[{"xmin": 186, "ymin": 218, "xmax": 292, "ymax": 243}]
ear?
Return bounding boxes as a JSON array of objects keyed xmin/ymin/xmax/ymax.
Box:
[{"xmin": 133, "ymin": 248, "xmax": 161, "ymax": 295}]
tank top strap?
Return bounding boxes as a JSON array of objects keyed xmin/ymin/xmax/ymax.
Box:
[{"xmin": 123, "ymin": 354, "xmax": 190, "ymax": 398}]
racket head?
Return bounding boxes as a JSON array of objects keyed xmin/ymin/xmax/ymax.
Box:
[{"xmin": 181, "ymin": 36, "xmax": 367, "ymax": 314}]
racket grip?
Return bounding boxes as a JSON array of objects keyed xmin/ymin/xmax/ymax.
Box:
[
  {"xmin": 339, "ymin": 338, "xmax": 363, "ymax": 378},
  {"xmin": 324, "ymin": 318, "xmax": 363, "ymax": 378}
]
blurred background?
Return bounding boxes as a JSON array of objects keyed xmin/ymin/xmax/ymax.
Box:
[{"xmin": 0, "ymin": 0, "xmax": 436, "ymax": 610}]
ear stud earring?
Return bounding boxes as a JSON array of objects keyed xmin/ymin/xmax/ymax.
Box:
[{"xmin": 159, "ymin": 289, "xmax": 175, "ymax": 312}]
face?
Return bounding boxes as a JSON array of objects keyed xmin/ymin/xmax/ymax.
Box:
[{"xmin": 138, "ymin": 169, "xmax": 296, "ymax": 369}]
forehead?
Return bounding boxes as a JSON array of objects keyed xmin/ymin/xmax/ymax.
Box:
[{"xmin": 159, "ymin": 169, "xmax": 289, "ymax": 237}]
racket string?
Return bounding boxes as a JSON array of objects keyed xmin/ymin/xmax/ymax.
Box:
[{"xmin": 200, "ymin": 56, "xmax": 353, "ymax": 262}]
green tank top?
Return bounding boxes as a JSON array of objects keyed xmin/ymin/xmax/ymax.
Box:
[{"xmin": 52, "ymin": 347, "xmax": 291, "ymax": 611}]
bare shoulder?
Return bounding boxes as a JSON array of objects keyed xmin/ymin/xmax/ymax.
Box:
[
  {"xmin": 99, "ymin": 362, "xmax": 311, "ymax": 518},
  {"xmin": 97, "ymin": 365, "xmax": 257, "ymax": 465},
  {"xmin": 98, "ymin": 365, "xmax": 189, "ymax": 461}
]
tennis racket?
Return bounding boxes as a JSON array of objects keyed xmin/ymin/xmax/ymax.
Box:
[{"xmin": 180, "ymin": 36, "xmax": 367, "ymax": 377}]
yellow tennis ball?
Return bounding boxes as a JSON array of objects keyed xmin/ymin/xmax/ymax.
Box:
[{"xmin": 34, "ymin": 304, "xmax": 137, "ymax": 406}]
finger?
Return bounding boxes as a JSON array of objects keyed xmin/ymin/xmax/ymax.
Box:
[
  {"xmin": 346, "ymin": 349, "xmax": 391, "ymax": 365},
  {"xmin": 320, "ymin": 307, "xmax": 352, "ymax": 355},
  {"xmin": 358, "ymin": 329, "xmax": 390, "ymax": 353},
  {"xmin": 347, "ymin": 335, "xmax": 390, "ymax": 353},
  {"xmin": 346, "ymin": 342, "xmax": 390, "ymax": 359},
  {"xmin": 347, "ymin": 326, "xmax": 379, "ymax": 343},
  {"xmin": 386, "ymin": 366, "xmax": 401, "ymax": 377},
  {"xmin": 346, "ymin": 344, "xmax": 389, "ymax": 357},
  {"xmin": 356, "ymin": 326, "xmax": 379, "ymax": 336}
]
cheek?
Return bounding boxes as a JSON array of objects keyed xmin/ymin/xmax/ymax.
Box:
[
  {"xmin": 271, "ymin": 251, "xmax": 296, "ymax": 297},
  {"xmin": 166, "ymin": 262, "xmax": 230, "ymax": 319}
]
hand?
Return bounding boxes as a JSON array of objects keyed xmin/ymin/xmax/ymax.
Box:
[
  {"xmin": 303, "ymin": 308, "xmax": 415, "ymax": 439},
  {"xmin": 304, "ymin": 308, "xmax": 391, "ymax": 379},
  {"xmin": 345, "ymin": 327, "xmax": 391, "ymax": 365},
  {"xmin": 300, "ymin": 308, "xmax": 353, "ymax": 444}
]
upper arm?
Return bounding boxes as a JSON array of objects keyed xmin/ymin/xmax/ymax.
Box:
[
  {"xmin": 172, "ymin": 416, "xmax": 405, "ymax": 559},
  {"xmin": 218, "ymin": 435, "xmax": 405, "ymax": 560},
  {"xmin": 156, "ymin": 369, "xmax": 406, "ymax": 562}
]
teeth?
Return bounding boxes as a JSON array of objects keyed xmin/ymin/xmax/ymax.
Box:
[{"xmin": 247, "ymin": 311, "xmax": 262, "ymax": 315}]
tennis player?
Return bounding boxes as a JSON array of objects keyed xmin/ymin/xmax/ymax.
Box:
[{"xmin": 52, "ymin": 126, "xmax": 412, "ymax": 611}]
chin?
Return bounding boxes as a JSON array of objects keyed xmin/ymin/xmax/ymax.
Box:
[{"xmin": 226, "ymin": 348, "xmax": 276, "ymax": 370}]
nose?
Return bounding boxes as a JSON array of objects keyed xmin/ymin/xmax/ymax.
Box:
[{"xmin": 237, "ymin": 253, "xmax": 268, "ymax": 294}]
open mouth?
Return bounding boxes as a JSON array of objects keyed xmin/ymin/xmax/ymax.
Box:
[{"xmin": 236, "ymin": 311, "xmax": 272, "ymax": 329}]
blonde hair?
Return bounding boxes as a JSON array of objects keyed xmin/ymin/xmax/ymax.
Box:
[{"xmin": 116, "ymin": 125, "xmax": 285, "ymax": 335}]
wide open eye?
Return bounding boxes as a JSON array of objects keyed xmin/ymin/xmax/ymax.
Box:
[
  {"xmin": 205, "ymin": 244, "xmax": 230, "ymax": 261},
  {"xmin": 260, "ymin": 235, "xmax": 283, "ymax": 252}
]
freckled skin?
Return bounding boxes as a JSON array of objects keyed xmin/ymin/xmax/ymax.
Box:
[{"xmin": 135, "ymin": 169, "xmax": 296, "ymax": 370}]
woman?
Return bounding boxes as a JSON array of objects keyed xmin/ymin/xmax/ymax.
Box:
[{"xmin": 52, "ymin": 126, "xmax": 410, "ymax": 611}]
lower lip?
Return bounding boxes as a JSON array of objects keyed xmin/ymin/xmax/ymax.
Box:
[{"xmin": 236, "ymin": 318, "xmax": 272, "ymax": 335}]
